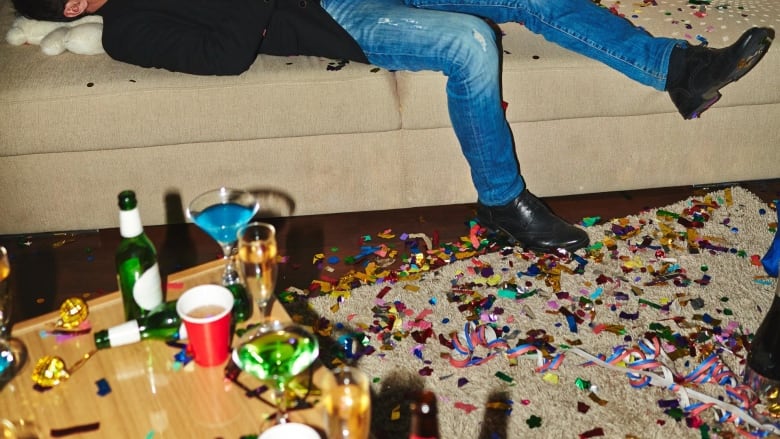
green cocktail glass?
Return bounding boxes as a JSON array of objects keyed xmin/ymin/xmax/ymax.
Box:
[{"xmin": 232, "ymin": 320, "xmax": 319, "ymax": 426}]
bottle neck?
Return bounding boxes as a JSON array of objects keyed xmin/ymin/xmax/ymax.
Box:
[
  {"xmin": 119, "ymin": 208, "xmax": 144, "ymax": 238},
  {"xmin": 410, "ymin": 391, "xmax": 439, "ymax": 439}
]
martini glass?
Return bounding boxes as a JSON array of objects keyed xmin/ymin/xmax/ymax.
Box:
[
  {"xmin": 187, "ymin": 188, "xmax": 259, "ymax": 323},
  {"xmin": 232, "ymin": 320, "xmax": 319, "ymax": 426}
]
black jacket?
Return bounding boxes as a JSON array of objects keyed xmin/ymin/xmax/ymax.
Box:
[{"xmin": 98, "ymin": 0, "xmax": 368, "ymax": 75}]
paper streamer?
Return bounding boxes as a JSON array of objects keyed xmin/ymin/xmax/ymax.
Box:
[{"xmin": 445, "ymin": 321, "xmax": 780, "ymax": 437}]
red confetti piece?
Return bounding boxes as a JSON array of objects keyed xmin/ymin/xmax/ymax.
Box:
[
  {"xmin": 577, "ymin": 401, "xmax": 590, "ymax": 413},
  {"xmin": 454, "ymin": 401, "xmax": 478, "ymax": 414}
]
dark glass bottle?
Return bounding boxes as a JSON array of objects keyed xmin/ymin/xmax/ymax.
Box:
[
  {"xmin": 746, "ymin": 279, "xmax": 780, "ymax": 386},
  {"xmin": 94, "ymin": 300, "xmax": 185, "ymax": 349},
  {"xmin": 409, "ymin": 390, "xmax": 440, "ymax": 439},
  {"xmin": 116, "ymin": 190, "xmax": 164, "ymax": 320},
  {"xmin": 224, "ymin": 282, "xmax": 252, "ymax": 323},
  {"xmin": 744, "ymin": 212, "xmax": 780, "ymax": 404}
]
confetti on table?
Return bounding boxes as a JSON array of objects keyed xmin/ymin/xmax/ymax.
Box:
[
  {"xmin": 95, "ymin": 378, "xmax": 111, "ymax": 396},
  {"xmin": 50, "ymin": 422, "xmax": 100, "ymax": 437}
]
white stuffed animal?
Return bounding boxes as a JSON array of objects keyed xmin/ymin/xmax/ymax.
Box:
[{"xmin": 5, "ymin": 15, "xmax": 104, "ymax": 55}]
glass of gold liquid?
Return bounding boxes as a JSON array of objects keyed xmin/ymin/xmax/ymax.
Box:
[
  {"xmin": 0, "ymin": 246, "xmax": 11, "ymax": 339},
  {"xmin": 1, "ymin": 247, "xmax": 28, "ymax": 393},
  {"xmin": 322, "ymin": 366, "xmax": 372, "ymax": 439}
]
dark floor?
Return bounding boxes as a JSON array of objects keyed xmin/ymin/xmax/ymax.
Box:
[{"xmin": 2, "ymin": 179, "xmax": 779, "ymax": 323}]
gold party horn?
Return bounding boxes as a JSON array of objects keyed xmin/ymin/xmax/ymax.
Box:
[{"xmin": 31, "ymin": 349, "xmax": 97, "ymax": 388}]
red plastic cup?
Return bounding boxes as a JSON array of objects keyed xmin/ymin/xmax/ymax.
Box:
[{"xmin": 176, "ymin": 284, "xmax": 234, "ymax": 367}]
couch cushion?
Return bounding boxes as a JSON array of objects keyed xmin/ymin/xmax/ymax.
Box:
[
  {"xmin": 0, "ymin": 0, "xmax": 400, "ymax": 157},
  {"xmin": 397, "ymin": 0, "xmax": 780, "ymax": 129}
]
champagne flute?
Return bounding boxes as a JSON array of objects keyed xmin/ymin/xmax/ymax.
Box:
[
  {"xmin": 1, "ymin": 247, "xmax": 28, "ymax": 391},
  {"xmin": 322, "ymin": 366, "xmax": 372, "ymax": 439},
  {"xmin": 0, "ymin": 246, "xmax": 10, "ymax": 338},
  {"xmin": 237, "ymin": 222, "xmax": 278, "ymax": 322},
  {"xmin": 232, "ymin": 320, "xmax": 319, "ymax": 425},
  {"xmin": 187, "ymin": 188, "xmax": 259, "ymax": 323}
]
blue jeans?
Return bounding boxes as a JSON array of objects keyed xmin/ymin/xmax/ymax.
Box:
[{"xmin": 321, "ymin": 0, "xmax": 683, "ymax": 205}]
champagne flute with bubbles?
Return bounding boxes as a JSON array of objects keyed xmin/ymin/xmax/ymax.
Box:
[
  {"xmin": 0, "ymin": 247, "xmax": 11, "ymax": 339},
  {"xmin": 1, "ymin": 246, "xmax": 28, "ymax": 392},
  {"xmin": 187, "ymin": 188, "xmax": 259, "ymax": 323},
  {"xmin": 237, "ymin": 222, "xmax": 278, "ymax": 322},
  {"xmin": 232, "ymin": 320, "xmax": 319, "ymax": 425}
]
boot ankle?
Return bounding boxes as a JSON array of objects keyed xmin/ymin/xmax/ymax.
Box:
[{"xmin": 665, "ymin": 43, "xmax": 688, "ymax": 91}]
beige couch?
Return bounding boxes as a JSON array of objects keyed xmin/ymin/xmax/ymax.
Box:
[{"xmin": 1, "ymin": 0, "xmax": 778, "ymax": 234}]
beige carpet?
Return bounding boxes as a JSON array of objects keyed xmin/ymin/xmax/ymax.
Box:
[{"xmin": 295, "ymin": 186, "xmax": 779, "ymax": 438}]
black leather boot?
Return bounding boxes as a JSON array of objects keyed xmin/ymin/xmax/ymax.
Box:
[
  {"xmin": 477, "ymin": 190, "xmax": 589, "ymax": 253},
  {"xmin": 667, "ymin": 27, "xmax": 774, "ymax": 119}
]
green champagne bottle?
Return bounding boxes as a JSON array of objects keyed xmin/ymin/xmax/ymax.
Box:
[
  {"xmin": 225, "ymin": 282, "xmax": 252, "ymax": 323},
  {"xmin": 116, "ymin": 190, "xmax": 164, "ymax": 320},
  {"xmin": 94, "ymin": 300, "xmax": 185, "ymax": 349}
]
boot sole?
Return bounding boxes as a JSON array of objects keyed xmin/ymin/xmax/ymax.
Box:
[
  {"xmin": 684, "ymin": 29, "xmax": 774, "ymax": 119},
  {"xmin": 481, "ymin": 222, "xmax": 589, "ymax": 254}
]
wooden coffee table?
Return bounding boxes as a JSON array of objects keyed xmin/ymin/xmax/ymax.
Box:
[{"xmin": 0, "ymin": 259, "xmax": 327, "ymax": 437}]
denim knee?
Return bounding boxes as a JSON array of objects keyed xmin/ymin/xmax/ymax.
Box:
[{"xmin": 439, "ymin": 16, "xmax": 501, "ymax": 81}]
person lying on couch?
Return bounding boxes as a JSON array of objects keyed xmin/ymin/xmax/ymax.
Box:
[{"xmin": 11, "ymin": 0, "xmax": 774, "ymax": 254}]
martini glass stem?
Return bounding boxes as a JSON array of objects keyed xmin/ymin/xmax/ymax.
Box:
[
  {"xmin": 220, "ymin": 243, "xmax": 240, "ymax": 286},
  {"xmin": 220, "ymin": 241, "xmax": 254, "ymax": 323},
  {"xmin": 275, "ymin": 381, "xmax": 290, "ymax": 423}
]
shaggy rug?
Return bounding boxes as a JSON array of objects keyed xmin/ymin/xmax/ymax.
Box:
[{"xmin": 291, "ymin": 186, "xmax": 780, "ymax": 438}]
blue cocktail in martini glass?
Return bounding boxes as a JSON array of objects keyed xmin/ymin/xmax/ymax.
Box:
[{"xmin": 187, "ymin": 187, "xmax": 259, "ymax": 322}]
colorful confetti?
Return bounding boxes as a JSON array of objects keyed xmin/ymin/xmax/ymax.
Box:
[{"xmin": 299, "ymin": 186, "xmax": 779, "ymax": 437}]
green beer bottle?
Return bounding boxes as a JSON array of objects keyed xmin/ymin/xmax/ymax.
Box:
[
  {"xmin": 94, "ymin": 300, "xmax": 185, "ymax": 349},
  {"xmin": 116, "ymin": 190, "xmax": 164, "ymax": 320}
]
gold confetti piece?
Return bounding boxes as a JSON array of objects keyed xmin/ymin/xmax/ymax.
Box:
[
  {"xmin": 455, "ymin": 251, "xmax": 477, "ymax": 260},
  {"xmin": 686, "ymin": 227, "xmax": 700, "ymax": 252},
  {"xmin": 391, "ymin": 404, "xmax": 401, "ymax": 420},
  {"xmin": 311, "ymin": 280, "xmax": 333, "ymax": 293},
  {"xmin": 766, "ymin": 386, "xmax": 780, "ymax": 418},
  {"xmin": 403, "ymin": 284, "xmax": 420, "ymax": 292},
  {"xmin": 51, "ymin": 234, "xmax": 77, "ymax": 248},
  {"xmin": 588, "ymin": 392, "xmax": 609, "ymax": 406},
  {"xmin": 541, "ymin": 372, "xmax": 559, "ymax": 385}
]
